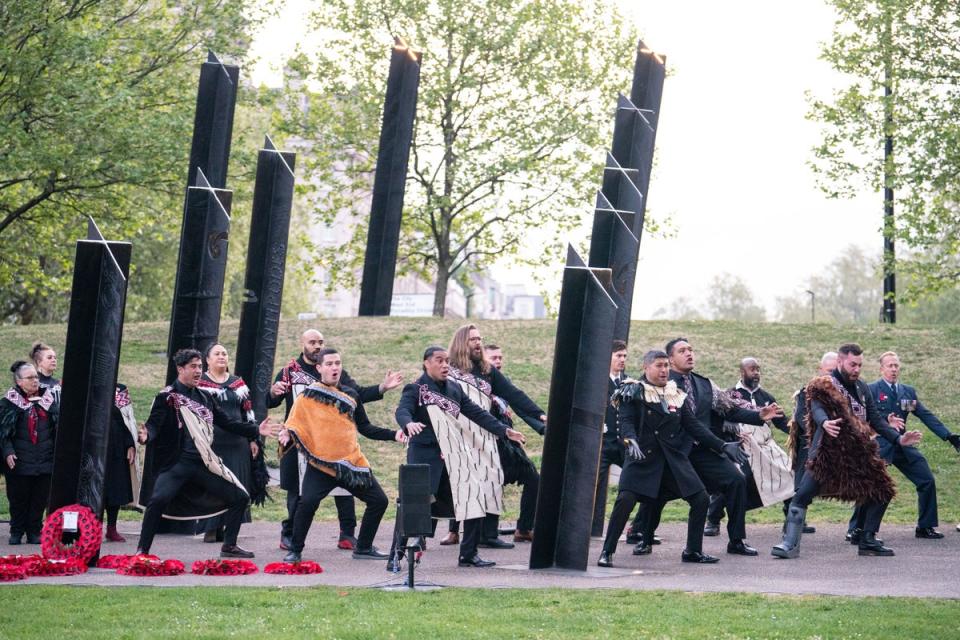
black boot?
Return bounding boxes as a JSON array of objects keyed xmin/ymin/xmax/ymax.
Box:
[
  {"xmin": 858, "ymin": 532, "xmax": 895, "ymax": 556},
  {"xmin": 772, "ymin": 505, "xmax": 805, "ymax": 559}
]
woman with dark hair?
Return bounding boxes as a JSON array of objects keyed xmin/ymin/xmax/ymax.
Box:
[
  {"xmin": 103, "ymin": 383, "xmax": 139, "ymax": 542},
  {"xmin": 196, "ymin": 343, "xmax": 261, "ymax": 543},
  {"xmin": 1, "ymin": 361, "xmax": 59, "ymax": 545}
]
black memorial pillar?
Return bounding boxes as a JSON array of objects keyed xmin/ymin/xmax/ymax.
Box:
[
  {"xmin": 530, "ymin": 246, "xmax": 617, "ymax": 571},
  {"xmin": 588, "ymin": 191, "xmax": 639, "ymax": 343},
  {"xmin": 358, "ymin": 37, "xmax": 422, "ymax": 316},
  {"xmin": 234, "ymin": 136, "xmax": 296, "ymax": 421},
  {"xmin": 49, "ymin": 220, "xmax": 131, "ymax": 518},
  {"xmin": 188, "ymin": 51, "xmax": 239, "ymax": 189},
  {"xmin": 165, "ymin": 169, "xmax": 232, "ymax": 384}
]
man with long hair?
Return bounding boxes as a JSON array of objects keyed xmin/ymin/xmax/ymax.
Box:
[{"xmin": 444, "ymin": 324, "xmax": 545, "ymax": 548}]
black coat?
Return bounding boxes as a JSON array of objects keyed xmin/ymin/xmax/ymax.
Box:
[
  {"xmin": 142, "ymin": 380, "xmax": 259, "ymax": 474},
  {"xmin": 104, "ymin": 384, "xmax": 136, "ymax": 507},
  {"xmin": 618, "ymin": 384, "xmax": 726, "ymax": 499},
  {"xmin": 396, "ymin": 372, "xmax": 508, "ymax": 495},
  {"xmin": 603, "ymin": 373, "xmax": 627, "ymax": 450},
  {"xmin": 0, "ymin": 386, "xmax": 58, "ymax": 476},
  {"xmin": 669, "ymin": 370, "xmax": 764, "ymax": 445},
  {"xmin": 469, "ymin": 363, "xmax": 545, "ymax": 434}
]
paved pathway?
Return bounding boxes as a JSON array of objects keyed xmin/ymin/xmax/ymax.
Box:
[{"xmin": 2, "ymin": 521, "xmax": 958, "ymax": 598}]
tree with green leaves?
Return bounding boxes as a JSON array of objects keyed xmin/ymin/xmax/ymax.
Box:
[
  {"xmin": 281, "ymin": 0, "xmax": 641, "ymax": 315},
  {"xmin": 0, "ymin": 0, "xmax": 263, "ymax": 323},
  {"xmin": 810, "ymin": 0, "xmax": 960, "ymax": 304}
]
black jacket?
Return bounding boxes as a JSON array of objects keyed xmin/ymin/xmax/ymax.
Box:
[
  {"xmin": 618, "ymin": 381, "xmax": 726, "ymax": 499},
  {"xmin": 143, "ymin": 380, "xmax": 260, "ymax": 473},
  {"xmin": 0, "ymin": 385, "xmax": 58, "ymax": 476},
  {"xmin": 669, "ymin": 370, "xmax": 764, "ymax": 445},
  {"xmin": 603, "ymin": 373, "xmax": 627, "ymax": 449},
  {"xmin": 729, "ymin": 383, "xmax": 790, "ymax": 434},
  {"xmin": 268, "ymin": 354, "xmax": 383, "ymax": 418},
  {"xmin": 469, "ymin": 363, "xmax": 545, "ymax": 434}
]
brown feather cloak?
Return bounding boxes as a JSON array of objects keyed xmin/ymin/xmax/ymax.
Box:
[{"xmin": 804, "ymin": 376, "xmax": 896, "ymax": 504}]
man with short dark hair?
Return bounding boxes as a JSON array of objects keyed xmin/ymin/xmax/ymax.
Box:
[
  {"xmin": 591, "ymin": 340, "xmax": 629, "ymax": 537},
  {"xmin": 391, "ymin": 345, "xmax": 527, "ymax": 569},
  {"xmin": 773, "ymin": 343, "xmax": 920, "ymax": 559},
  {"xmin": 599, "ymin": 350, "xmax": 746, "ymax": 567},
  {"xmin": 850, "ymin": 351, "xmax": 959, "ymax": 540},
  {"xmin": 136, "ymin": 349, "xmax": 281, "ymax": 558},
  {"xmin": 653, "ymin": 338, "xmax": 780, "ymax": 557},
  {"xmin": 268, "ymin": 329, "xmax": 402, "ymax": 551},
  {"xmin": 279, "ymin": 348, "xmax": 406, "ymax": 563}
]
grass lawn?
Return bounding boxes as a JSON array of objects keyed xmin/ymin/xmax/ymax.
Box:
[
  {"xmin": 2, "ymin": 318, "xmax": 959, "ymax": 526},
  {"xmin": 0, "ymin": 586, "xmax": 957, "ymax": 639}
]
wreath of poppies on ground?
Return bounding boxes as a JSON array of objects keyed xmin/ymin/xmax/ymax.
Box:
[
  {"xmin": 40, "ymin": 504, "xmax": 102, "ymax": 563},
  {"xmin": 263, "ymin": 561, "xmax": 324, "ymax": 575},
  {"xmin": 0, "ymin": 554, "xmax": 87, "ymax": 580},
  {"xmin": 97, "ymin": 554, "xmax": 159, "ymax": 570},
  {"xmin": 117, "ymin": 555, "xmax": 185, "ymax": 577},
  {"xmin": 191, "ymin": 559, "xmax": 259, "ymax": 576}
]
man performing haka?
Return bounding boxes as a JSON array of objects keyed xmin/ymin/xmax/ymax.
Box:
[
  {"xmin": 268, "ymin": 329, "xmax": 402, "ymax": 551},
  {"xmin": 279, "ymin": 348, "xmax": 406, "ymax": 563},
  {"xmin": 444, "ymin": 324, "xmax": 545, "ymax": 549},
  {"xmin": 136, "ymin": 349, "xmax": 282, "ymax": 558},
  {"xmin": 389, "ymin": 345, "xmax": 527, "ymax": 569},
  {"xmin": 772, "ymin": 343, "xmax": 920, "ymax": 559},
  {"xmin": 705, "ymin": 357, "xmax": 795, "ymax": 533},
  {"xmin": 598, "ymin": 350, "xmax": 747, "ymax": 567}
]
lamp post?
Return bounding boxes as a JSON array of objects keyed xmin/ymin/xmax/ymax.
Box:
[{"xmin": 805, "ymin": 290, "xmax": 815, "ymax": 324}]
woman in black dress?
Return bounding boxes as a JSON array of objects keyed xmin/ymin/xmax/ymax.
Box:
[
  {"xmin": 103, "ymin": 384, "xmax": 138, "ymax": 542},
  {"xmin": 197, "ymin": 344, "xmax": 258, "ymax": 542}
]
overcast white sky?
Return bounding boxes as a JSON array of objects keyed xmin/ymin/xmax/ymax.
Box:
[{"xmin": 249, "ymin": 1, "xmax": 881, "ymax": 319}]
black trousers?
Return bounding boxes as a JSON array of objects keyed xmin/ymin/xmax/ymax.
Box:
[
  {"xmin": 591, "ymin": 444, "xmax": 625, "ymax": 537},
  {"xmin": 280, "ymin": 452, "xmax": 357, "ymax": 539},
  {"xmin": 291, "ymin": 465, "xmax": 387, "ymax": 553},
  {"xmin": 139, "ymin": 457, "xmax": 248, "ymax": 553},
  {"xmin": 6, "ymin": 473, "xmax": 50, "ymax": 537},
  {"xmin": 793, "ymin": 473, "xmax": 888, "ymax": 534},
  {"xmin": 847, "ymin": 447, "xmax": 937, "ymax": 530},
  {"xmin": 602, "ymin": 467, "xmax": 708, "ymax": 555},
  {"xmin": 479, "ymin": 462, "xmax": 540, "ymax": 538},
  {"xmin": 689, "ymin": 447, "xmax": 748, "ymax": 541}
]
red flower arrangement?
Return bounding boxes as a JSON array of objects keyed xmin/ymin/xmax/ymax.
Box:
[
  {"xmin": 0, "ymin": 563, "xmax": 27, "ymax": 582},
  {"xmin": 117, "ymin": 555, "xmax": 185, "ymax": 577},
  {"xmin": 98, "ymin": 554, "xmax": 159, "ymax": 570},
  {"xmin": 41, "ymin": 504, "xmax": 102, "ymax": 563},
  {"xmin": 0, "ymin": 554, "xmax": 43, "ymax": 566},
  {"xmin": 263, "ymin": 561, "xmax": 323, "ymax": 575},
  {"xmin": 191, "ymin": 559, "xmax": 259, "ymax": 576},
  {"xmin": 25, "ymin": 557, "xmax": 88, "ymax": 577}
]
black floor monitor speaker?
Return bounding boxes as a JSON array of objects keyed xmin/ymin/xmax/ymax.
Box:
[{"xmin": 398, "ymin": 464, "xmax": 432, "ymax": 537}]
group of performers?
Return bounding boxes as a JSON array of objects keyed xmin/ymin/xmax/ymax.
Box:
[
  {"xmin": 2, "ymin": 329, "xmax": 958, "ymax": 573},
  {"xmin": 596, "ymin": 339, "xmax": 960, "ymax": 567}
]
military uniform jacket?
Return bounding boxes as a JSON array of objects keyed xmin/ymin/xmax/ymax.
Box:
[
  {"xmin": 602, "ymin": 373, "xmax": 627, "ymax": 451},
  {"xmin": 617, "ymin": 382, "xmax": 726, "ymax": 499},
  {"xmin": 869, "ymin": 378, "xmax": 950, "ymax": 462}
]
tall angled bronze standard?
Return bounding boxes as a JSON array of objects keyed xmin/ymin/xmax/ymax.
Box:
[
  {"xmin": 49, "ymin": 219, "xmax": 131, "ymax": 536},
  {"xmin": 358, "ymin": 37, "xmax": 422, "ymax": 316},
  {"xmin": 234, "ymin": 136, "xmax": 296, "ymax": 421},
  {"xmin": 529, "ymin": 246, "xmax": 617, "ymax": 571}
]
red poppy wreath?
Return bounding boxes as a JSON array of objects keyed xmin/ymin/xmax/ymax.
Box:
[
  {"xmin": 41, "ymin": 504, "xmax": 102, "ymax": 563},
  {"xmin": 191, "ymin": 559, "xmax": 259, "ymax": 576}
]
